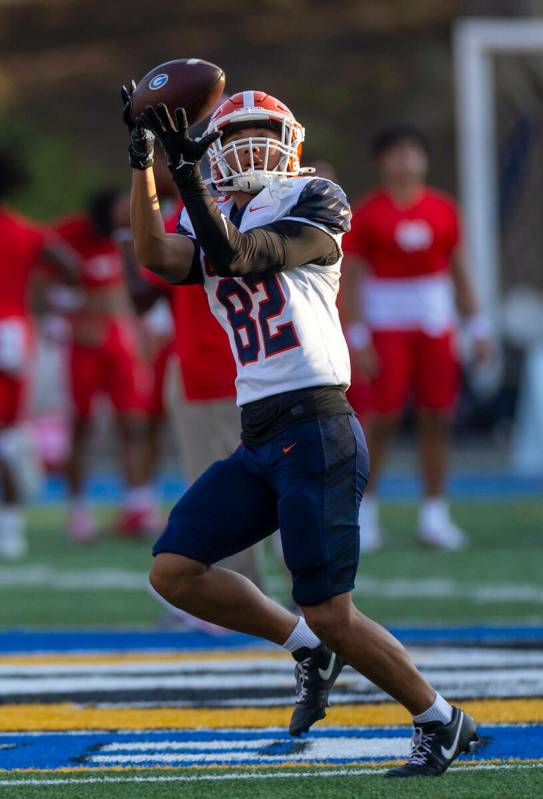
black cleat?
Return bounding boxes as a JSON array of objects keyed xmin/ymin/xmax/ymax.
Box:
[
  {"xmin": 385, "ymin": 706, "xmax": 480, "ymax": 778},
  {"xmin": 289, "ymin": 644, "xmax": 344, "ymax": 737}
]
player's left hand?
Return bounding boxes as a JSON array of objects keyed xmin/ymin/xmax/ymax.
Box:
[{"xmin": 136, "ymin": 105, "xmax": 221, "ymax": 183}]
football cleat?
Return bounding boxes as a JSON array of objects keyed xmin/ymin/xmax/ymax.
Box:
[
  {"xmin": 385, "ymin": 706, "xmax": 480, "ymax": 778},
  {"xmin": 289, "ymin": 644, "xmax": 344, "ymax": 737},
  {"xmin": 418, "ymin": 518, "xmax": 467, "ymax": 550},
  {"xmin": 114, "ymin": 505, "xmax": 163, "ymax": 539},
  {"xmin": 417, "ymin": 501, "xmax": 467, "ymax": 551}
]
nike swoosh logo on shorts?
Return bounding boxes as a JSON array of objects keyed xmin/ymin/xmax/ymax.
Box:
[
  {"xmin": 282, "ymin": 443, "xmax": 297, "ymax": 455},
  {"xmin": 440, "ymin": 711, "xmax": 464, "ymax": 760},
  {"xmin": 249, "ymin": 205, "xmax": 270, "ymax": 212},
  {"xmin": 318, "ymin": 652, "xmax": 336, "ymax": 682}
]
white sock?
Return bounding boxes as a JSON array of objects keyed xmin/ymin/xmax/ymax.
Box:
[
  {"xmin": 282, "ymin": 617, "xmax": 321, "ymax": 653},
  {"xmin": 413, "ymin": 692, "xmax": 453, "ymax": 725}
]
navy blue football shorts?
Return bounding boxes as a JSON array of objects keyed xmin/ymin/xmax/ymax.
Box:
[{"xmin": 153, "ymin": 413, "xmax": 369, "ymax": 606}]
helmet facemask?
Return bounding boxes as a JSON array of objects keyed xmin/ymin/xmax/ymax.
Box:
[{"xmin": 205, "ymin": 112, "xmax": 304, "ymax": 194}]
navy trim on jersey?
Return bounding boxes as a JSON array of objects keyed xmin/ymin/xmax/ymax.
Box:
[{"xmin": 286, "ymin": 178, "xmax": 351, "ymax": 235}]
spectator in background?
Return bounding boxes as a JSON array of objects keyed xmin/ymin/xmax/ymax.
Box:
[
  {"xmin": 55, "ymin": 190, "xmax": 161, "ymax": 541},
  {"xmin": 0, "ymin": 149, "xmax": 80, "ymax": 558},
  {"xmin": 342, "ymin": 126, "xmax": 491, "ymax": 551}
]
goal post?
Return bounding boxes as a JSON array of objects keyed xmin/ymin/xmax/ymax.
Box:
[{"xmin": 453, "ymin": 18, "xmax": 543, "ymax": 473}]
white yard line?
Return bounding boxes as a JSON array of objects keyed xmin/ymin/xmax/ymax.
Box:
[
  {"xmin": 0, "ymin": 762, "xmax": 538, "ymax": 787},
  {"xmin": 1, "ymin": 566, "xmax": 541, "ymax": 603}
]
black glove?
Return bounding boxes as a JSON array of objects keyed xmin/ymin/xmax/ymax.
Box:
[
  {"xmin": 121, "ymin": 81, "xmax": 155, "ymax": 170},
  {"xmin": 136, "ymin": 105, "xmax": 220, "ymax": 184}
]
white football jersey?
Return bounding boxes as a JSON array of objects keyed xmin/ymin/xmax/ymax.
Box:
[{"xmin": 177, "ymin": 177, "xmax": 352, "ymax": 406}]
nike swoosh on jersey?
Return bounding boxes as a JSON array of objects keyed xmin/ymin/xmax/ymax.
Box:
[
  {"xmin": 248, "ymin": 205, "xmax": 271, "ymax": 212},
  {"xmin": 440, "ymin": 711, "xmax": 464, "ymax": 760},
  {"xmin": 282, "ymin": 443, "xmax": 297, "ymax": 454},
  {"xmin": 318, "ymin": 652, "xmax": 336, "ymax": 681}
]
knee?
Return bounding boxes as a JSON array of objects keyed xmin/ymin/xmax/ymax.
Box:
[
  {"xmin": 302, "ymin": 597, "xmax": 356, "ymax": 652},
  {"xmin": 149, "ymin": 553, "xmax": 206, "ymax": 605}
]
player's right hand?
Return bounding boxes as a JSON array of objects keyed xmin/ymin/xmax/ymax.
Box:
[
  {"xmin": 121, "ymin": 81, "xmax": 155, "ymax": 171},
  {"xmin": 136, "ymin": 105, "xmax": 220, "ymax": 184},
  {"xmin": 352, "ymin": 343, "xmax": 380, "ymax": 381}
]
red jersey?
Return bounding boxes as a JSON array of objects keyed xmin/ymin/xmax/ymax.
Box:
[
  {"xmin": 55, "ymin": 215, "xmax": 124, "ymax": 289},
  {"xmin": 143, "ymin": 205, "xmax": 236, "ymax": 401},
  {"xmin": 0, "ymin": 208, "xmax": 47, "ymax": 317},
  {"xmin": 343, "ymin": 188, "xmax": 460, "ymax": 278}
]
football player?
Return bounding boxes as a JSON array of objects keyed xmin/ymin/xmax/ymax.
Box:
[
  {"xmin": 121, "ymin": 87, "xmax": 479, "ymax": 777},
  {"xmin": 342, "ymin": 126, "xmax": 491, "ymax": 551},
  {"xmin": 55, "ymin": 190, "xmax": 161, "ymax": 540},
  {"xmin": 0, "ymin": 148, "xmax": 80, "ymax": 557}
]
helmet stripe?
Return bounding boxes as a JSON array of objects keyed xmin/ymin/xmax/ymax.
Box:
[{"xmin": 242, "ymin": 90, "xmax": 255, "ymax": 110}]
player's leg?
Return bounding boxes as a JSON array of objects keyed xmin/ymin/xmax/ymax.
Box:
[
  {"xmin": 0, "ymin": 319, "xmax": 35, "ymax": 558},
  {"xmin": 141, "ymin": 338, "xmax": 174, "ymax": 487},
  {"xmin": 107, "ymin": 321, "xmax": 161, "ymax": 536},
  {"xmin": 303, "ymin": 592, "xmax": 478, "ymax": 777},
  {"xmin": 414, "ymin": 330, "xmax": 465, "ymax": 549},
  {"xmin": 359, "ymin": 330, "xmax": 411, "ymax": 550},
  {"xmin": 0, "ymin": 396, "xmax": 26, "ymax": 558},
  {"xmin": 278, "ymin": 413, "xmax": 477, "ymax": 775},
  {"xmin": 149, "ymin": 450, "xmax": 299, "ymax": 643},
  {"xmin": 65, "ymin": 343, "xmax": 98, "ymax": 541}
]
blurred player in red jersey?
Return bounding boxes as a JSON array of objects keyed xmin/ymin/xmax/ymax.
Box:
[
  {"xmin": 342, "ymin": 126, "xmax": 491, "ymax": 551},
  {"xmin": 55, "ymin": 190, "xmax": 160, "ymax": 541},
  {"xmin": 0, "ymin": 150, "xmax": 80, "ymax": 558}
]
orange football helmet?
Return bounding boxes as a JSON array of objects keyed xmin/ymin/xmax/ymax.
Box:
[{"xmin": 204, "ymin": 90, "xmax": 305, "ymax": 193}]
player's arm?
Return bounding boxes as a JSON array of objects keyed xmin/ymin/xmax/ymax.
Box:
[
  {"xmin": 340, "ymin": 253, "xmax": 380, "ymax": 380},
  {"xmin": 450, "ymin": 243, "xmax": 492, "ymax": 364},
  {"xmin": 121, "ymin": 82, "xmax": 201, "ymax": 285},
  {"xmin": 129, "ymin": 167, "xmax": 199, "ymax": 284}
]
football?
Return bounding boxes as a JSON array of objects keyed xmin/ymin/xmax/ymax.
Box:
[{"xmin": 131, "ymin": 58, "xmax": 225, "ymax": 126}]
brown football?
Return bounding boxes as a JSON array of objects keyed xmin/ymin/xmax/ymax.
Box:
[{"xmin": 131, "ymin": 58, "xmax": 225, "ymax": 125}]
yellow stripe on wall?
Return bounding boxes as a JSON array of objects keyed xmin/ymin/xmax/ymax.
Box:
[{"xmin": 1, "ymin": 698, "xmax": 541, "ymax": 731}]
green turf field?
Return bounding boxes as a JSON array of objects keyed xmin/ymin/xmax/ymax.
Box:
[
  {"xmin": 1, "ymin": 500, "xmax": 541, "ymax": 627},
  {"xmin": 0, "ymin": 766, "xmax": 540, "ymax": 798}
]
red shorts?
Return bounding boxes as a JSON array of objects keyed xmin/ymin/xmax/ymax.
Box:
[
  {"xmin": 349, "ymin": 328, "xmax": 460, "ymax": 416},
  {"xmin": 0, "ymin": 316, "xmax": 32, "ymax": 426},
  {"xmin": 149, "ymin": 338, "xmax": 175, "ymax": 417},
  {"xmin": 69, "ymin": 320, "xmax": 152, "ymax": 418}
]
